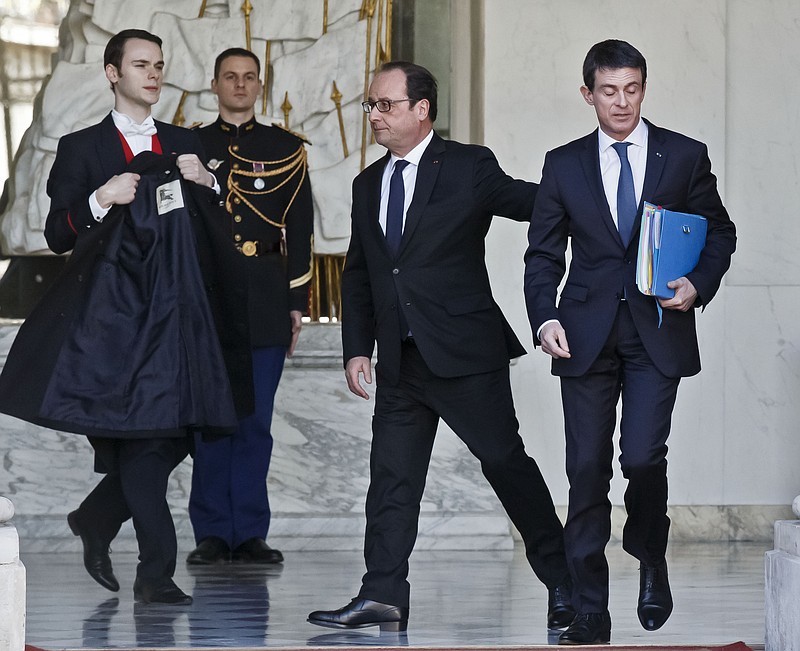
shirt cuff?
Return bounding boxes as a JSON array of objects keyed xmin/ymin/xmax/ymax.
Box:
[
  {"xmin": 89, "ymin": 191, "xmax": 111, "ymax": 223},
  {"xmin": 537, "ymin": 319, "xmax": 560, "ymax": 340}
]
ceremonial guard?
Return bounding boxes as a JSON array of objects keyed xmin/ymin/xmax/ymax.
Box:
[{"xmin": 187, "ymin": 47, "xmax": 314, "ymax": 565}]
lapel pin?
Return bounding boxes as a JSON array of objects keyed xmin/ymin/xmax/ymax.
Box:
[{"xmin": 656, "ymin": 152, "xmax": 662, "ymax": 158}]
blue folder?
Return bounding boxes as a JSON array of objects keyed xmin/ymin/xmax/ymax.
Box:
[{"xmin": 636, "ymin": 202, "xmax": 707, "ymax": 299}]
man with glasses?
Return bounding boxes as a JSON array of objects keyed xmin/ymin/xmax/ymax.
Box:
[{"xmin": 307, "ymin": 61, "xmax": 573, "ymax": 634}]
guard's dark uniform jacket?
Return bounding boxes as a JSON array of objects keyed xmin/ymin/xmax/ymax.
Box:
[
  {"xmin": 197, "ymin": 116, "xmax": 314, "ymax": 347},
  {"xmin": 0, "ymin": 152, "xmax": 254, "ymax": 436}
]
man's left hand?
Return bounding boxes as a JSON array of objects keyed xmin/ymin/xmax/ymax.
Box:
[
  {"xmin": 659, "ymin": 276, "xmax": 698, "ymax": 312},
  {"xmin": 176, "ymin": 153, "xmax": 215, "ymax": 187},
  {"xmin": 287, "ymin": 310, "xmax": 303, "ymax": 358}
]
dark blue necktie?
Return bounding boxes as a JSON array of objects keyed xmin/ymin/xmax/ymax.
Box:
[
  {"xmin": 612, "ymin": 141, "xmax": 636, "ymax": 245},
  {"xmin": 386, "ymin": 159, "xmax": 409, "ymax": 254}
]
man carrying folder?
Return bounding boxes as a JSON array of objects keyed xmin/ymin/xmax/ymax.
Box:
[{"xmin": 524, "ymin": 39, "xmax": 736, "ymax": 645}]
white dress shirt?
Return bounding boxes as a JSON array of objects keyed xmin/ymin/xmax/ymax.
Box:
[
  {"xmin": 598, "ymin": 118, "xmax": 649, "ymax": 227},
  {"xmin": 378, "ymin": 129, "xmax": 434, "ymax": 234},
  {"xmin": 88, "ymin": 111, "xmax": 158, "ymax": 222}
]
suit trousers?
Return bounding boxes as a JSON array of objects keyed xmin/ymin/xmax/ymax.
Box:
[
  {"xmin": 559, "ymin": 301, "xmax": 680, "ymax": 613},
  {"xmin": 190, "ymin": 346, "xmax": 286, "ymax": 548},
  {"xmin": 359, "ymin": 340, "xmax": 569, "ymax": 607},
  {"xmin": 80, "ymin": 436, "xmax": 189, "ymax": 580}
]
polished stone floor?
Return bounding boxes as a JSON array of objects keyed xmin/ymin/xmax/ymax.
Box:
[{"xmin": 22, "ymin": 541, "xmax": 767, "ymax": 649}]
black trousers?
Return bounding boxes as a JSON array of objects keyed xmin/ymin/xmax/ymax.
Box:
[
  {"xmin": 559, "ymin": 302, "xmax": 680, "ymax": 613},
  {"xmin": 359, "ymin": 340, "xmax": 569, "ymax": 607},
  {"xmin": 80, "ymin": 436, "xmax": 190, "ymax": 581}
]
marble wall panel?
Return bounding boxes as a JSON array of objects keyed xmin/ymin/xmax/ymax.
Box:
[
  {"xmin": 725, "ymin": 286, "xmax": 800, "ymax": 504},
  {"xmin": 725, "ymin": 0, "xmax": 800, "ymax": 286}
]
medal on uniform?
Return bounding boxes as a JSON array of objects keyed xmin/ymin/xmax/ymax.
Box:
[{"xmin": 253, "ymin": 162, "xmax": 265, "ymax": 189}]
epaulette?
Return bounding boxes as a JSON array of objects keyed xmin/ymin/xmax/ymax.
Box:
[{"xmin": 270, "ymin": 122, "xmax": 312, "ymax": 146}]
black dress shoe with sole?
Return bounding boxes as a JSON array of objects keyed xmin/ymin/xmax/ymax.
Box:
[
  {"xmin": 547, "ymin": 581, "xmax": 576, "ymax": 630},
  {"xmin": 231, "ymin": 538, "xmax": 284, "ymax": 564},
  {"xmin": 638, "ymin": 561, "xmax": 673, "ymax": 631},
  {"xmin": 308, "ymin": 597, "xmax": 409, "ymax": 632},
  {"xmin": 186, "ymin": 536, "xmax": 231, "ymax": 564},
  {"xmin": 558, "ymin": 612, "xmax": 611, "ymax": 645},
  {"xmin": 133, "ymin": 577, "xmax": 192, "ymax": 605},
  {"xmin": 67, "ymin": 510, "xmax": 119, "ymax": 592}
]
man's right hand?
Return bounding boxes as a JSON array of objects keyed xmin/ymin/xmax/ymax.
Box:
[
  {"xmin": 540, "ymin": 321, "xmax": 571, "ymax": 359},
  {"xmin": 96, "ymin": 172, "xmax": 141, "ymax": 208},
  {"xmin": 345, "ymin": 356, "xmax": 372, "ymax": 400}
]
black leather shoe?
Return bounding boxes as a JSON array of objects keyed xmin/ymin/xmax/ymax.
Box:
[
  {"xmin": 67, "ymin": 510, "xmax": 119, "ymax": 592},
  {"xmin": 558, "ymin": 612, "xmax": 611, "ymax": 645},
  {"xmin": 231, "ymin": 538, "xmax": 284, "ymax": 564},
  {"xmin": 308, "ymin": 598, "xmax": 409, "ymax": 632},
  {"xmin": 186, "ymin": 536, "xmax": 231, "ymax": 564},
  {"xmin": 638, "ymin": 561, "xmax": 673, "ymax": 631},
  {"xmin": 547, "ymin": 581, "xmax": 576, "ymax": 630},
  {"xmin": 133, "ymin": 577, "xmax": 192, "ymax": 605}
]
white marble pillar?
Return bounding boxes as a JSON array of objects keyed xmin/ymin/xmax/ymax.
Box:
[
  {"xmin": 0, "ymin": 497, "xmax": 25, "ymax": 651},
  {"xmin": 765, "ymin": 497, "xmax": 800, "ymax": 651}
]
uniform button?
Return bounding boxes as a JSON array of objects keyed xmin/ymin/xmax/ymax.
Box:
[
  {"xmin": 233, "ymin": 163, "xmax": 240, "ymax": 169},
  {"xmin": 232, "ymin": 145, "xmax": 239, "ymax": 152},
  {"xmin": 392, "ymin": 268, "xmax": 399, "ymax": 275},
  {"xmin": 234, "ymin": 234, "xmax": 242, "ymax": 242},
  {"xmin": 234, "ymin": 215, "xmax": 242, "ymax": 222},
  {"xmin": 405, "ymin": 301, "xmax": 411, "ymax": 307},
  {"xmin": 234, "ymin": 197, "xmax": 241, "ymax": 204}
]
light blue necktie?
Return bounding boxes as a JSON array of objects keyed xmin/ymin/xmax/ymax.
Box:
[
  {"xmin": 612, "ymin": 141, "xmax": 636, "ymax": 245},
  {"xmin": 386, "ymin": 160, "xmax": 409, "ymax": 255}
]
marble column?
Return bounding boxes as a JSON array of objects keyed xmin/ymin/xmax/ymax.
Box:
[
  {"xmin": 765, "ymin": 496, "xmax": 800, "ymax": 651},
  {"xmin": 0, "ymin": 497, "xmax": 25, "ymax": 651}
]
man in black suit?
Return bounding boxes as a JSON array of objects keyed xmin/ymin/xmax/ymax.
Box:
[
  {"xmin": 307, "ymin": 61, "xmax": 573, "ymax": 633},
  {"xmin": 524, "ymin": 40, "xmax": 736, "ymax": 644},
  {"xmin": 186, "ymin": 48, "xmax": 313, "ymax": 566},
  {"xmin": 44, "ymin": 29, "xmax": 220, "ymax": 605}
]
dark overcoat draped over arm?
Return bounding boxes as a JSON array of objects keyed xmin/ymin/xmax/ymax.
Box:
[{"xmin": 0, "ymin": 152, "xmax": 253, "ymax": 437}]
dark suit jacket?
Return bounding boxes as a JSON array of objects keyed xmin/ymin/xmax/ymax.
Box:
[
  {"xmin": 342, "ymin": 132, "xmax": 536, "ymax": 386},
  {"xmin": 44, "ymin": 113, "xmax": 206, "ymax": 254},
  {"xmin": 524, "ymin": 119, "xmax": 736, "ymax": 379}
]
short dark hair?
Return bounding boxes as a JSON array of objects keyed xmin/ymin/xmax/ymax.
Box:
[
  {"xmin": 104, "ymin": 29, "xmax": 162, "ymax": 71},
  {"xmin": 582, "ymin": 39, "xmax": 647, "ymax": 91},
  {"xmin": 378, "ymin": 60, "xmax": 438, "ymax": 122},
  {"xmin": 214, "ymin": 48, "xmax": 261, "ymax": 79}
]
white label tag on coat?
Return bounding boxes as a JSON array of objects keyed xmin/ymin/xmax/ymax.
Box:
[{"xmin": 156, "ymin": 179, "xmax": 184, "ymax": 215}]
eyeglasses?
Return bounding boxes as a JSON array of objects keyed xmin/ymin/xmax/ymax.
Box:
[{"xmin": 361, "ymin": 98, "xmax": 413, "ymax": 113}]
